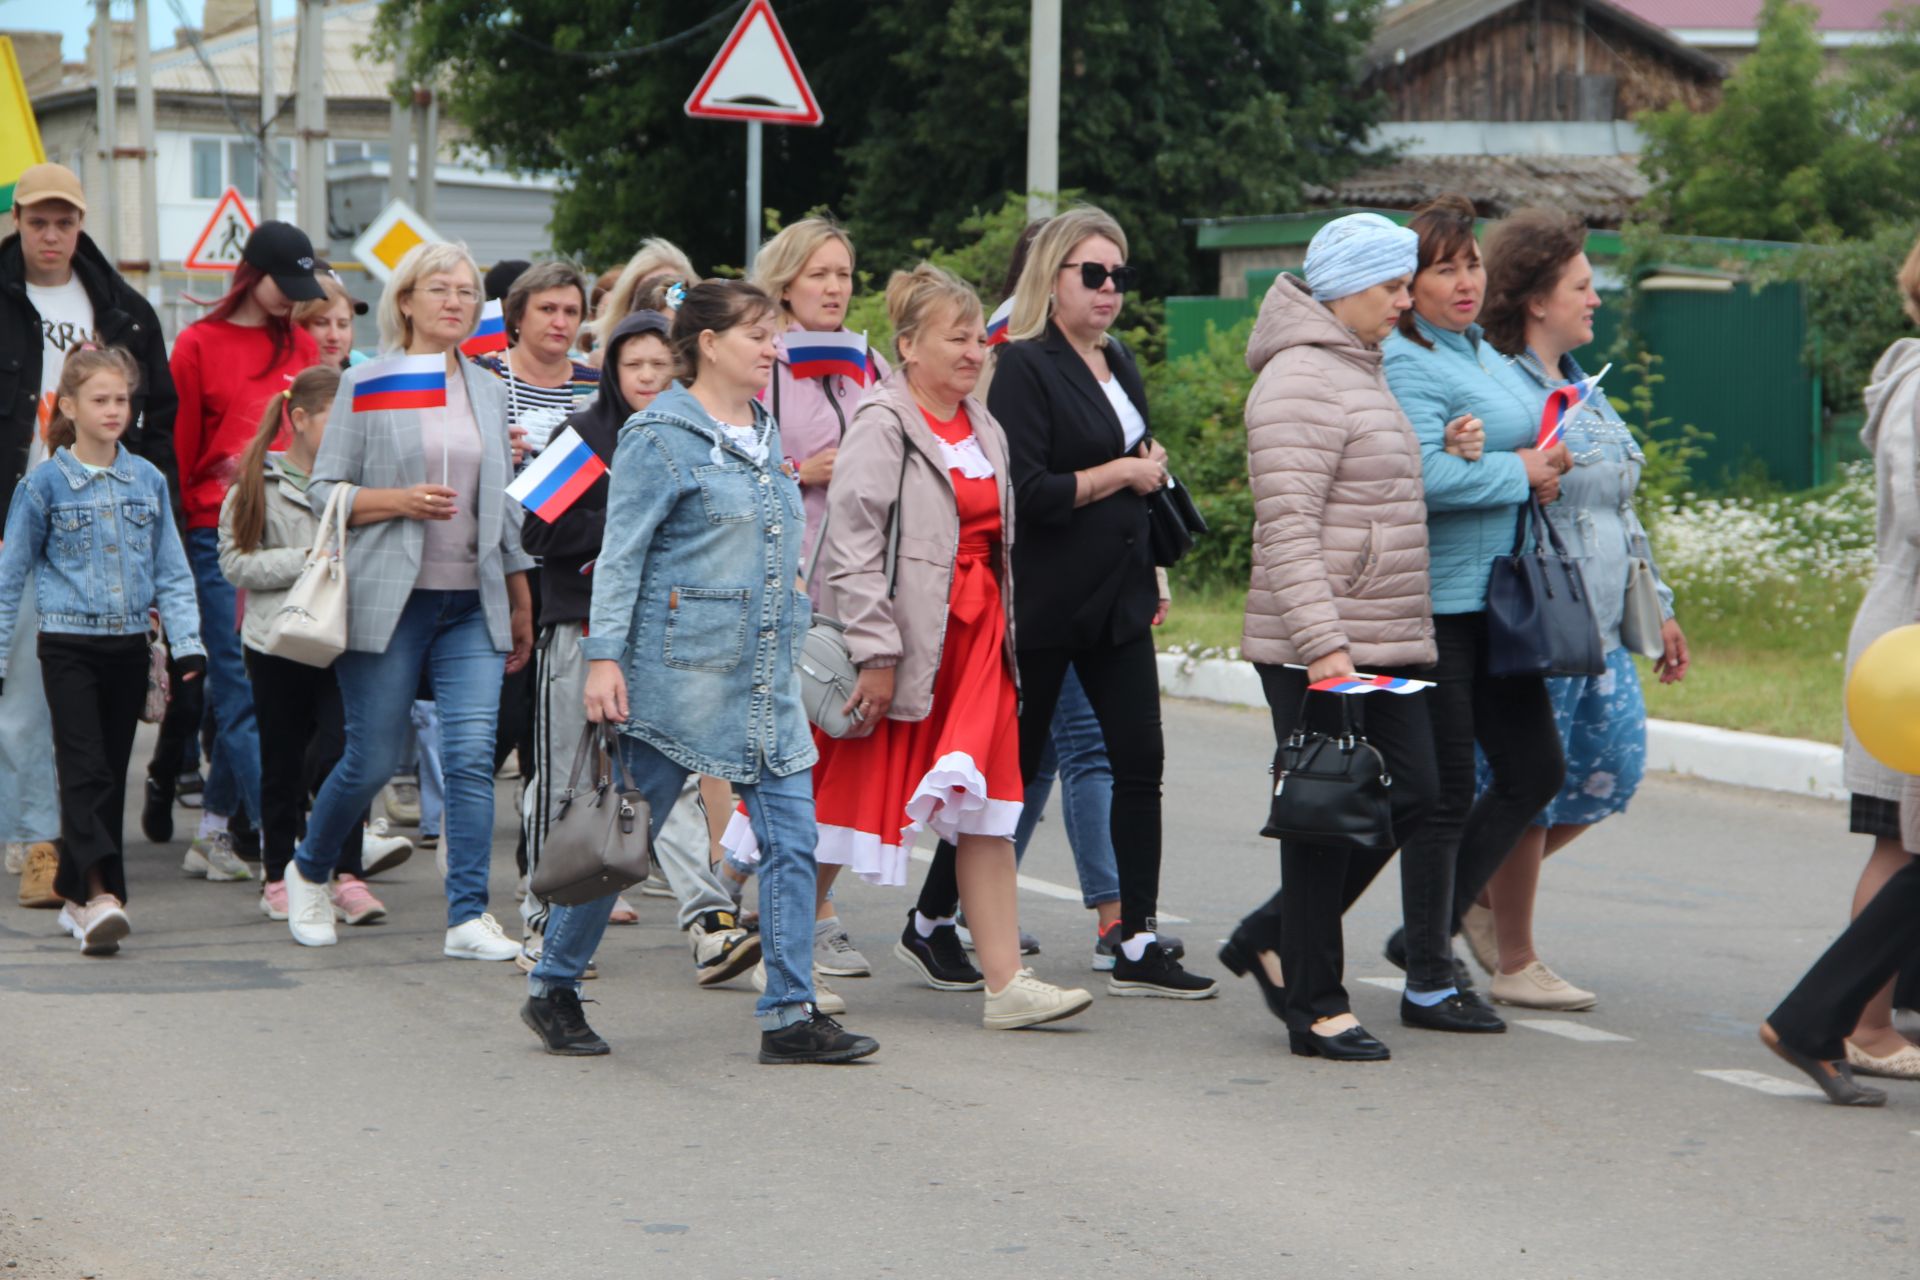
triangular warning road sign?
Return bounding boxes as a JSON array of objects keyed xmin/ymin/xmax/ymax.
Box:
[
  {"xmin": 685, "ymin": 0, "xmax": 823, "ymax": 126},
  {"xmin": 182, "ymin": 187, "xmax": 257, "ymax": 272}
]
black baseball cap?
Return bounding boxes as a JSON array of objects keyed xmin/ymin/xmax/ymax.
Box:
[{"xmin": 242, "ymin": 221, "xmax": 326, "ymax": 302}]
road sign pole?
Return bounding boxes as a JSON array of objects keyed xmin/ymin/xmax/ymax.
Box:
[{"xmin": 745, "ymin": 120, "xmax": 763, "ymax": 267}]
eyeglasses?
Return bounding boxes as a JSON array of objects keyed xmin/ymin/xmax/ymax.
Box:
[
  {"xmin": 1062, "ymin": 261, "xmax": 1138, "ymax": 293},
  {"xmin": 415, "ymin": 286, "xmax": 479, "ymax": 305}
]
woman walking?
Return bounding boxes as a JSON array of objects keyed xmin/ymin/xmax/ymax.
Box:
[
  {"xmin": 523, "ymin": 280, "xmax": 879, "ymax": 1065},
  {"xmin": 283, "ymin": 241, "xmax": 534, "ymax": 958},
  {"xmin": 1465, "ymin": 208, "xmax": 1689, "ymax": 1011}
]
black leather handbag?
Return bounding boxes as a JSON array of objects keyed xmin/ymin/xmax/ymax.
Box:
[
  {"xmin": 1141, "ymin": 436, "xmax": 1208, "ymax": 567},
  {"xmin": 1260, "ymin": 693, "xmax": 1396, "ymax": 852},
  {"xmin": 1486, "ymin": 497, "xmax": 1606, "ymax": 679}
]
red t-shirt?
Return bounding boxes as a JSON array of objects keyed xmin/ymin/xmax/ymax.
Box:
[{"xmin": 170, "ymin": 319, "xmax": 319, "ymax": 528}]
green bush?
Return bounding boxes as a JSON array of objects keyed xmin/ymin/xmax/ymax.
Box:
[{"xmin": 1143, "ymin": 318, "xmax": 1257, "ymax": 592}]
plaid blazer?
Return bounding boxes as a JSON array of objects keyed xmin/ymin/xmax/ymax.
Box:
[{"xmin": 310, "ymin": 354, "xmax": 533, "ymax": 654}]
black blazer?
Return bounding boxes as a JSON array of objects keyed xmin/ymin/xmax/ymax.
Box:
[{"xmin": 987, "ymin": 320, "xmax": 1157, "ymax": 650}]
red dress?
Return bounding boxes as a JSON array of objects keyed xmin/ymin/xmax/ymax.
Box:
[{"xmin": 727, "ymin": 407, "xmax": 1024, "ymax": 885}]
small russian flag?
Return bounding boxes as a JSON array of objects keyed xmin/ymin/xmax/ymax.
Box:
[
  {"xmin": 460, "ymin": 299, "xmax": 508, "ymax": 357},
  {"xmin": 786, "ymin": 329, "xmax": 869, "ymax": 384},
  {"xmin": 1308, "ymin": 673, "xmax": 1433, "ymax": 695},
  {"xmin": 986, "ymin": 297, "xmax": 1013, "ymax": 346},
  {"xmin": 1537, "ymin": 363, "xmax": 1610, "ymax": 451},
  {"xmin": 505, "ymin": 426, "xmax": 607, "ymax": 522},
  {"xmin": 351, "ymin": 354, "xmax": 447, "ymax": 413}
]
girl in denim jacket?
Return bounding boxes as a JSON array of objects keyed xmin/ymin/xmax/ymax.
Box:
[{"xmin": 0, "ymin": 345, "xmax": 204, "ymax": 954}]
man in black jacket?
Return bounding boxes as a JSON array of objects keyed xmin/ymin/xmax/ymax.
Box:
[{"xmin": 0, "ymin": 162, "xmax": 179, "ymax": 529}]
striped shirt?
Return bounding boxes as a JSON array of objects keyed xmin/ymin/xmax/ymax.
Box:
[{"xmin": 472, "ymin": 354, "xmax": 599, "ymax": 458}]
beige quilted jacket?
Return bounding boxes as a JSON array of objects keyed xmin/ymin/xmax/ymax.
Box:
[{"xmin": 1241, "ymin": 274, "xmax": 1437, "ymax": 669}]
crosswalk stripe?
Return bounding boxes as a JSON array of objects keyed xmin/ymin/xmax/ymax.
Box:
[
  {"xmin": 1514, "ymin": 1019, "xmax": 1633, "ymax": 1043},
  {"xmin": 1696, "ymin": 1068, "xmax": 1823, "ymax": 1098}
]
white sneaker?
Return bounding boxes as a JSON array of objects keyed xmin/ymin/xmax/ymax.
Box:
[
  {"xmin": 285, "ymin": 860, "xmax": 338, "ymax": 947},
  {"xmin": 445, "ymin": 912, "xmax": 519, "ymax": 961},
  {"xmin": 4, "ymin": 842, "xmax": 26, "ymax": 874},
  {"xmin": 70, "ymin": 896, "xmax": 131, "ymax": 956},
  {"xmin": 185, "ymin": 830, "xmax": 252, "ymax": 882},
  {"xmin": 984, "ymin": 969, "xmax": 1094, "ymax": 1030},
  {"xmin": 382, "ymin": 780, "xmax": 422, "ymax": 826},
  {"xmin": 751, "ymin": 958, "xmax": 846, "ymax": 1014},
  {"xmin": 360, "ymin": 819, "xmax": 414, "ymax": 877}
]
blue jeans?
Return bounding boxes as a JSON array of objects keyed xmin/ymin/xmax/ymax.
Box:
[
  {"xmin": 1012, "ymin": 669, "xmax": 1121, "ymax": 908},
  {"xmin": 531, "ymin": 735, "xmax": 819, "ymax": 1030},
  {"xmin": 294, "ymin": 591, "xmax": 504, "ymax": 928},
  {"xmin": 185, "ymin": 528, "xmax": 261, "ymax": 823},
  {"xmin": 411, "ymin": 700, "xmax": 445, "ymax": 837}
]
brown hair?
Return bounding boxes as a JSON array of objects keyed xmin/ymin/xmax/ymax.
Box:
[
  {"xmin": 669, "ymin": 280, "xmax": 779, "ymax": 383},
  {"xmin": 505, "ymin": 260, "xmax": 589, "ymax": 343},
  {"xmin": 885, "ymin": 263, "xmax": 984, "ymax": 363},
  {"xmin": 1480, "ymin": 207, "xmax": 1588, "ymax": 357},
  {"xmin": 1900, "ymin": 231, "xmax": 1920, "ymax": 327},
  {"xmin": 1396, "ymin": 194, "xmax": 1481, "ymax": 348},
  {"xmin": 226, "ymin": 364, "xmax": 342, "ymax": 554},
  {"xmin": 46, "ymin": 345, "xmax": 140, "ymax": 452}
]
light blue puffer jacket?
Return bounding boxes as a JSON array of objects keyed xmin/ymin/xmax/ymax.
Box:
[{"xmin": 1382, "ymin": 315, "xmax": 1538, "ymax": 614}]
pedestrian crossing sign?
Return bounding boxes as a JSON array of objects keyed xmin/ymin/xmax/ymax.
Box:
[
  {"xmin": 182, "ymin": 187, "xmax": 256, "ymax": 272},
  {"xmin": 351, "ymin": 198, "xmax": 445, "ymax": 283}
]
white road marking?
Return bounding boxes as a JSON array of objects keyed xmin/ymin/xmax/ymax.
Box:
[
  {"xmin": 903, "ymin": 848, "xmax": 1188, "ymax": 922},
  {"xmin": 1696, "ymin": 1068, "xmax": 1823, "ymax": 1098},
  {"xmin": 1514, "ymin": 1019, "xmax": 1633, "ymax": 1043},
  {"xmin": 1358, "ymin": 976, "xmax": 1406, "ymax": 992}
]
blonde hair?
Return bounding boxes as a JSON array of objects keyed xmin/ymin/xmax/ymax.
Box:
[
  {"xmin": 1901, "ymin": 231, "xmax": 1920, "ymax": 327},
  {"xmin": 292, "ymin": 271, "xmax": 356, "ymax": 331},
  {"xmin": 752, "ymin": 217, "xmax": 855, "ymax": 322},
  {"xmin": 1007, "ymin": 205, "xmax": 1129, "ymax": 343},
  {"xmin": 378, "ymin": 241, "xmax": 484, "ymax": 353},
  {"xmin": 591, "ymin": 238, "xmax": 697, "ymax": 349},
  {"xmin": 885, "ymin": 263, "xmax": 983, "ymax": 364},
  {"xmin": 46, "ymin": 345, "xmax": 140, "ymax": 452},
  {"xmin": 227, "ymin": 365, "xmax": 342, "ymax": 554}
]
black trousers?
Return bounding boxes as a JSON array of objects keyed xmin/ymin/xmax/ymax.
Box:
[
  {"xmin": 245, "ymin": 647, "xmax": 365, "ymax": 883},
  {"xmin": 40, "ymin": 634, "xmax": 151, "ymax": 904},
  {"xmin": 1398, "ymin": 612, "xmax": 1564, "ymax": 992},
  {"xmin": 1238, "ymin": 663, "xmax": 1439, "ymax": 1030},
  {"xmin": 919, "ymin": 632, "xmax": 1165, "ymax": 937},
  {"xmin": 1769, "ymin": 855, "xmax": 1920, "ymax": 1060},
  {"xmin": 147, "ymin": 651, "xmax": 203, "ymax": 782}
]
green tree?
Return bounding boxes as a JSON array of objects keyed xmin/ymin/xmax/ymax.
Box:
[{"xmin": 1637, "ymin": 0, "xmax": 1903, "ymax": 242}]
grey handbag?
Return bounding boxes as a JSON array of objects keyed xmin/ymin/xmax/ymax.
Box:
[
  {"xmin": 529, "ymin": 724, "xmax": 652, "ymax": 906},
  {"xmin": 1620, "ymin": 534, "xmax": 1665, "ymax": 660},
  {"xmin": 797, "ymin": 446, "xmax": 906, "ymax": 739}
]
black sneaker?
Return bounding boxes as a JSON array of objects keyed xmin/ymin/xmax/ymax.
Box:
[
  {"xmin": 758, "ymin": 1008, "xmax": 879, "ymax": 1064},
  {"xmin": 892, "ymin": 909, "xmax": 984, "ymax": 990},
  {"xmin": 1094, "ymin": 921, "xmax": 1186, "ymax": 971},
  {"xmin": 1400, "ymin": 992, "xmax": 1507, "ymax": 1033},
  {"xmin": 1108, "ymin": 940, "xmax": 1219, "ymax": 999},
  {"xmin": 1383, "ymin": 926, "xmax": 1475, "ymax": 992},
  {"xmin": 521, "ymin": 989, "xmax": 611, "ymax": 1056},
  {"xmin": 141, "ymin": 775, "xmax": 175, "ymax": 844}
]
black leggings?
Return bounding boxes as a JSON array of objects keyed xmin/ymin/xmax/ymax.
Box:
[
  {"xmin": 1398, "ymin": 611, "xmax": 1565, "ymax": 992},
  {"xmin": 1238, "ymin": 662, "xmax": 1439, "ymax": 1030},
  {"xmin": 918, "ymin": 632, "xmax": 1165, "ymax": 938},
  {"xmin": 245, "ymin": 647, "xmax": 366, "ymax": 883}
]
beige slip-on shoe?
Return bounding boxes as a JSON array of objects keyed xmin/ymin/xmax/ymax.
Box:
[
  {"xmin": 1489, "ymin": 960, "xmax": 1597, "ymax": 1012},
  {"xmin": 984, "ymin": 969, "xmax": 1094, "ymax": 1030},
  {"xmin": 1844, "ymin": 1038, "xmax": 1920, "ymax": 1080}
]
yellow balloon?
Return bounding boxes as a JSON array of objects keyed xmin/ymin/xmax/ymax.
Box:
[{"xmin": 1847, "ymin": 623, "xmax": 1920, "ymax": 774}]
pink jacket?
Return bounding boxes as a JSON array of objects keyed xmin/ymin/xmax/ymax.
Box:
[{"xmin": 768, "ymin": 322, "xmax": 891, "ymax": 575}]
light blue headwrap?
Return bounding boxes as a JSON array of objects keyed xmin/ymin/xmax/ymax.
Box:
[{"xmin": 1303, "ymin": 213, "xmax": 1419, "ymax": 302}]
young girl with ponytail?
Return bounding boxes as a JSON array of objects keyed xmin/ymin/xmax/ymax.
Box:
[
  {"xmin": 219, "ymin": 365, "xmax": 411, "ymax": 925},
  {"xmin": 0, "ymin": 345, "xmax": 204, "ymax": 954}
]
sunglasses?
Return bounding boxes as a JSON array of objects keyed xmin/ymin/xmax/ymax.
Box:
[{"xmin": 1062, "ymin": 261, "xmax": 1138, "ymax": 293}]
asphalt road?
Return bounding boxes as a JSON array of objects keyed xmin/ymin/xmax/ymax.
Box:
[{"xmin": 2, "ymin": 699, "xmax": 1915, "ymax": 1280}]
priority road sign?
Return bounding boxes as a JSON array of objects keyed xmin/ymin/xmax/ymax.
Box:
[
  {"xmin": 350, "ymin": 198, "xmax": 445, "ymax": 283},
  {"xmin": 182, "ymin": 188, "xmax": 256, "ymax": 272}
]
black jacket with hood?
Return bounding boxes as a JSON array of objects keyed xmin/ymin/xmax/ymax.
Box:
[
  {"xmin": 518, "ymin": 310, "xmax": 672, "ymax": 628},
  {"xmin": 0, "ymin": 230, "xmax": 180, "ymax": 527}
]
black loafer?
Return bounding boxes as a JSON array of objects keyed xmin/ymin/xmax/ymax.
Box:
[
  {"xmin": 1400, "ymin": 992, "xmax": 1506, "ymax": 1033},
  {"xmin": 1218, "ymin": 933, "xmax": 1288, "ymax": 1023},
  {"xmin": 1289, "ymin": 1024, "xmax": 1391, "ymax": 1061},
  {"xmin": 1384, "ymin": 926, "xmax": 1475, "ymax": 992}
]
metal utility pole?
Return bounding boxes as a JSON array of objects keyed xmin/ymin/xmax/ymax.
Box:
[
  {"xmin": 1025, "ymin": 0, "xmax": 1060, "ymax": 219},
  {"xmin": 745, "ymin": 121, "xmax": 762, "ymax": 265},
  {"xmin": 133, "ymin": 0, "xmax": 160, "ymax": 303},
  {"xmin": 411, "ymin": 86, "xmax": 437, "ymax": 220},
  {"xmin": 257, "ymin": 0, "xmax": 276, "ymax": 219},
  {"xmin": 295, "ymin": 0, "xmax": 327, "ymax": 236},
  {"xmin": 93, "ymin": 0, "xmax": 120, "ymax": 261}
]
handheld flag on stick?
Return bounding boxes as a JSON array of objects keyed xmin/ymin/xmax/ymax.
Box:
[
  {"xmin": 986, "ymin": 297, "xmax": 1013, "ymax": 346},
  {"xmin": 785, "ymin": 329, "xmax": 870, "ymax": 384},
  {"xmin": 1306, "ymin": 673, "xmax": 1434, "ymax": 695},
  {"xmin": 352, "ymin": 354, "xmax": 447, "ymax": 413},
  {"xmin": 506, "ymin": 426, "xmax": 607, "ymax": 522},
  {"xmin": 1537, "ymin": 363, "xmax": 1610, "ymax": 451},
  {"xmin": 460, "ymin": 299, "xmax": 507, "ymax": 357}
]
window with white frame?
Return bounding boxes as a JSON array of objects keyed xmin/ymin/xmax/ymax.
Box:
[{"xmin": 189, "ymin": 136, "xmax": 296, "ymax": 200}]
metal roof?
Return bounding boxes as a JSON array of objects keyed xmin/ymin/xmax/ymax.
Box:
[
  {"xmin": 1306, "ymin": 153, "xmax": 1653, "ymax": 226},
  {"xmin": 1368, "ymin": 0, "xmax": 1727, "ymax": 77}
]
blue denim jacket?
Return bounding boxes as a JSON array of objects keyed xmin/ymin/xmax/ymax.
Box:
[
  {"xmin": 0, "ymin": 445, "xmax": 204, "ymax": 679},
  {"xmin": 583, "ymin": 385, "xmax": 817, "ymax": 783}
]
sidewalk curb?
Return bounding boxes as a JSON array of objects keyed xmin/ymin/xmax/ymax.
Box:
[{"xmin": 1156, "ymin": 654, "xmax": 1846, "ymax": 802}]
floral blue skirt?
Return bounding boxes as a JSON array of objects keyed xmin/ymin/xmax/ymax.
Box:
[{"xmin": 1475, "ymin": 644, "xmax": 1647, "ymax": 828}]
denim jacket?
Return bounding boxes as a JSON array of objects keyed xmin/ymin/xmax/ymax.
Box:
[
  {"xmin": 0, "ymin": 444, "xmax": 204, "ymax": 678},
  {"xmin": 1508, "ymin": 350, "xmax": 1675, "ymax": 650},
  {"xmin": 583, "ymin": 385, "xmax": 816, "ymax": 783}
]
